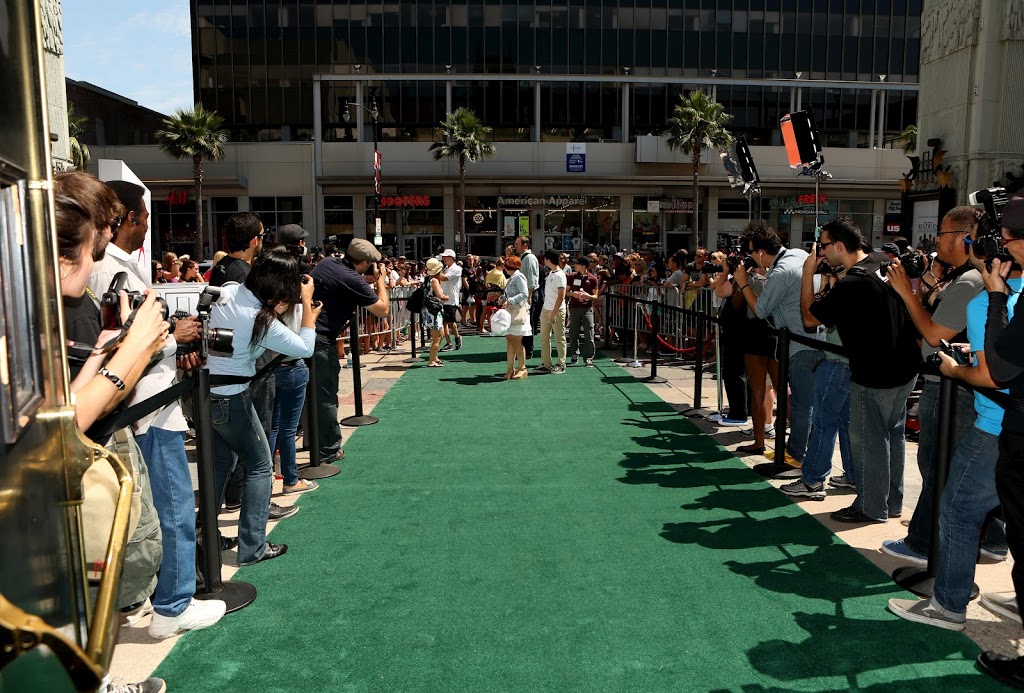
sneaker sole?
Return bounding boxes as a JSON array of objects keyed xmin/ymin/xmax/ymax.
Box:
[
  {"xmin": 886, "ymin": 600, "xmax": 965, "ymax": 631},
  {"xmin": 779, "ymin": 489, "xmax": 826, "ymax": 501},
  {"xmin": 980, "ymin": 595, "xmax": 1022, "ymax": 624},
  {"xmin": 880, "ymin": 544, "xmax": 928, "ymax": 567},
  {"xmin": 269, "ymin": 507, "xmax": 300, "ymax": 521}
]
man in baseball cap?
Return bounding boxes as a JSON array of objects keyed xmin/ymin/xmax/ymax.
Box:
[
  {"xmin": 307, "ymin": 236, "xmax": 389, "ymax": 463},
  {"xmin": 278, "ymin": 223, "xmax": 309, "ymax": 245},
  {"xmin": 438, "ymin": 249, "xmax": 462, "ymax": 350}
]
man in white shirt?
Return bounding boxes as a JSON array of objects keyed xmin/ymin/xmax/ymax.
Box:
[
  {"xmin": 537, "ymin": 248, "xmax": 568, "ymax": 373},
  {"xmin": 89, "ymin": 181, "xmax": 226, "ymax": 640},
  {"xmin": 439, "ymin": 249, "xmax": 463, "ymax": 351}
]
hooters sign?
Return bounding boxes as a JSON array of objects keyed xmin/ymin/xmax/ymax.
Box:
[{"xmin": 381, "ymin": 195, "xmax": 432, "ymax": 208}]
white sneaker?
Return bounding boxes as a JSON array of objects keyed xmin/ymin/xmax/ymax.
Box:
[
  {"xmin": 121, "ymin": 599, "xmax": 153, "ymax": 627},
  {"xmin": 148, "ymin": 598, "xmax": 227, "ymax": 640}
]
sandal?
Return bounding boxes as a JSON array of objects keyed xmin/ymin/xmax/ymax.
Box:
[
  {"xmin": 282, "ymin": 479, "xmax": 319, "ymax": 495},
  {"xmin": 427, "ymin": 361, "xmax": 444, "ymax": 367}
]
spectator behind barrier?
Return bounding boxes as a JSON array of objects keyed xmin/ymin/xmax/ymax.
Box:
[
  {"xmin": 881, "ymin": 206, "xmax": 986, "ymax": 565},
  {"xmin": 209, "ymin": 212, "xmax": 264, "ymax": 287},
  {"xmin": 735, "ymin": 222, "xmax": 824, "ymax": 470},
  {"xmin": 207, "ymin": 248, "xmax": 321, "ymax": 567},
  {"xmin": 973, "ymin": 195, "xmax": 1024, "ymax": 687},
  {"xmin": 801, "ymin": 217, "xmax": 921, "ymax": 524}
]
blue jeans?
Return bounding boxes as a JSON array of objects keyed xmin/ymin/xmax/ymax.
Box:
[
  {"xmin": 934, "ymin": 426, "xmax": 1000, "ymax": 614},
  {"xmin": 269, "ymin": 361, "xmax": 310, "ymax": 487},
  {"xmin": 211, "ymin": 390, "xmax": 273, "ymax": 564},
  {"xmin": 800, "ymin": 358, "xmax": 852, "ymax": 485},
  {"xmin": 786, "ymin": 349, "xmax": 822, "ymax": 462},
  {"xmin": 135, "ymin": 427, "xmax": 193, "ymax": 617},
  {"xmin": 906, "ymin": 379, "xmax": 977, "ymax": 554},
  {"xmin": 850, "ymin": 376, "xmax": 916, "ymax": 521}
]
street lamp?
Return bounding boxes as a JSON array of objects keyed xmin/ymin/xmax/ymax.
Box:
[{"xmin": 344, "ymin": 99, "xmax": 382, "ymax": 246}]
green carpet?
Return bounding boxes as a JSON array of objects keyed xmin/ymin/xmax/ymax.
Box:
[{"xmin": 156, "ymin": 338, "xmax": 999, "ymax": 692}]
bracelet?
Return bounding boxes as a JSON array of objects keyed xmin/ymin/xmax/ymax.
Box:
[
  {"xmin": 99, "ymin": 368, "xmax": 126, "ymax": 391},
  {"xmin": 738, "ymin": 284, "xmax": 750, "ymax": 293}
]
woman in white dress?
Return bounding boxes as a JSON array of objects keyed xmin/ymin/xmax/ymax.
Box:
[{"xmin": 501, "ymin": 254, "xmax": 532, "ymax": 380}]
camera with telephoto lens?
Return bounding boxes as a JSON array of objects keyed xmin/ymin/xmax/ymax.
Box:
[
  {"xmin": 879, "ymin": 252, "xmax": 927, "ymax": 279},
  {"xmin": 926, "ymin": 339, "xmax": 970, "ymax": 369},
  {"xmin": 969, "ymin": 186, "xmax": 1009, "ymax": 228},
  {"xmin": 726, "ymin": 254, "xmax": 757, "ymax": 272},
  {"xmin": 175, "ymin": 287, "xmax": 233, "ymax": 358},
  {"xmin": 100, "ymin": 271, "xmax": 174, "ymax": 331}
]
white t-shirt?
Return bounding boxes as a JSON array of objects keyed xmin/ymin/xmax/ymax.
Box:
[
  {"xmin": 442, "ymin": 263, "xmax": 462, "ymax": 306},
  {"xmin": 544, "ymin": 267, "xmax": 567, "ymax": 310}
]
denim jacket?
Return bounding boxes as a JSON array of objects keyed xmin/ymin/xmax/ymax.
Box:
[{"xmin": 503, "ymin": 271, "xmax": 528, "ymax": 305}]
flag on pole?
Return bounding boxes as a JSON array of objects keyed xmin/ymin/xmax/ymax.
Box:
[{"xmin": 374, "ymin": 149, "xmax": 382, "ymax": 197}]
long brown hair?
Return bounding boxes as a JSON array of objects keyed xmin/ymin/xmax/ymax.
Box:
[{"xmin": 53, "ymin": 171, "xmax": 123, "ymax": 262}]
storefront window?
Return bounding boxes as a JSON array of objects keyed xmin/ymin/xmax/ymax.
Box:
[
  {"xmin": 399, "ymin": 192, "xmax": 444, "ymax": 259},
  {"xmin": 211, "ymin": 197, "xmax": 239, "ymax": 256},
  {"xmin": 250, "ymin": 196, "xmax": 303, "ymax": 238},
  {"xmin": 543, "ymin": 208, "xmax": 583, "ymax": 252},
  {"xmin": 154, "ymin": 197, "xmax": 197, "ymax": 259},
  {"xmin": 632, "ymin": 197, "xmax": 662, "ymax": 252},
  {"xmin": 366, "ymin": 195, "xmax": 399, "ymax": 257},
  {"xmin": 582, "ymin": 206, "xmax": 619, "ymax": 254},
  {"xmin": 324, "ymin": 195, "xmax": 354, "ymax": 252},
  {"xmin": 461, "ymin": 196, "xmax": 499, "ymax": 258}
]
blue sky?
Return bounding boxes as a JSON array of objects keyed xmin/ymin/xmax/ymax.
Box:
[{"xmin": 63, "ymin": 0, "xmax": 194, "ymax": 115}]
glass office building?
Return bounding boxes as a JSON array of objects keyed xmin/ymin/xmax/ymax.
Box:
[{"xmin": 193, "ymin": 1, "xmax": 921, "ymax": 146}]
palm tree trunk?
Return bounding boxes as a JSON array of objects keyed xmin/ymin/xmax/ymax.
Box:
[
  {"xmin": 692, "ymin": 149, "xmax": 701, "ymax": 247},
  {"xmin": 193, "ymin": 155, "xmax": 204, "ymax": 260},
  {"xmin": 459, "ymin": 154, "xmax": 467, "ymax": 257}
]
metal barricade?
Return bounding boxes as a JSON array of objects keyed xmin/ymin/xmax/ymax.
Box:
[{"xmin": 343, "ymin": 285, "xmax": 417, "ymax": 351}]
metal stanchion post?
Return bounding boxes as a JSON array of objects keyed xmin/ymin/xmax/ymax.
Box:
[
  {"xmin": 714, "ymin": 321, "xmax": 725, "ymax": 415},
  {"xmin": 615, "ymin": 294, "xmax": 632, "ymax": 363},
  {"xmin": 341, "ymin": 317, "xmax": 379, "ymax": 427},
  {"xmin": 693, "ymin": 312, "xmax": 705, "ymax": 410},
  {"xmin": 643, "ymin": 301, "xmax": 667, "ymax": 384},
  {"xmin": 299, "ymin": 353, "xmax": 340, "ymax": 479},
  {"xmin": 403, "ymin": 308, "xmax": 421, "ymax": 364},
  {"xmin": 772, "ymin": 329, "xmax": 790, "ymax": 464},
  {"xmin": 194, "ymin": 367, "xmax": 257, "ymax": 612},
  {"xmin": 893, "ymin": 376, "xmax": 976, "ymax": 599}
]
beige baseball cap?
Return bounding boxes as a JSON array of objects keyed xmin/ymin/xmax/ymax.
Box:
[{"xmin": 425, "ymin": 258, "xmax": 444, "ymax": 276}]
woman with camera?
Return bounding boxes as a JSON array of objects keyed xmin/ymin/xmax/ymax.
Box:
[
  {"xmin": 207, "ymin": 248, "xmax": 321, "ymax": 566},
  {"xmin": 501, "ymin": 255, "xmax": 531, "ymax": 380}
]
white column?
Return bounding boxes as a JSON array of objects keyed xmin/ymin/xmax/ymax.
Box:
[
  {"xmin": 534, "ymin": 81, "xmax": 541, "ymax": 143},
  {"xmin": 621, "ymin": 82, "xmax": 630, "ymax": 143},
  {"xmin": 869, "ymin": 90, "xmax": 877, "ymax": 149},
  {"xmin": 355, "ymin": 82, "xmax": 364, "ymax": 142},
  {"xmin": 619, "ymin": 196, "xmax": 632, "ymax": 250},
  {"xmin": 312, "ymin": 78, "xmax": 323, "ymax": 178},
  {"xmin": 878, "ymin": 91, "xmax": 887, "ymax": 149},
  {"xmin": 446, "ymin": 80, "xmax": 453, "ymax": 113}
]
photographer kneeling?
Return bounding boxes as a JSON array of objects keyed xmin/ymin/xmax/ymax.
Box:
[{"xmin": 208, "ymin": 249, "xmax": 321, "ymax": 565}]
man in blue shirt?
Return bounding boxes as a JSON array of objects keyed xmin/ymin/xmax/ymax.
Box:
[
  {"xmin": 734, "ymin": 222, "xmax": 825, "ymax": 475},
  {"xmin": 888, "ymin": 241, "xmax": 1021, "ymax": 630}
]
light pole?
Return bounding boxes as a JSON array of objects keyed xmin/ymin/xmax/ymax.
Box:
[{"xmin": 344, "ymin": 99, "xmax": 381, "ymax": 246}]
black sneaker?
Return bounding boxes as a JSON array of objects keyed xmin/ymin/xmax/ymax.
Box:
[
  {"xmin": 978, "ymin": 651, "xmax": 1024, "ymax": 690},
  {"xmin": 830, "ymin": 505, "xmax": 885, "ymax": 524},
  {"xmin": 237, "ymin": 542, "xmax": 288, "ymax": 567},
  {"xmin": 440, "ymin": 344, "xmax": 454, "ymax": 352},
  {"xmin": 779, "ymin": 479, "xmax": 825, "ymax": 500},
  {"xmin": 455, "ymin": 338, "xmax": 463, "ymax": 350},
  {"xmin": 828, "ymin": 474, "xmax": 856, "ymax": 490},
  {"xmin": 222, "ymin": 501, "xmax": 241, "ymax": 513},
  {"xmin": 268, "ymin": 503, "xmax": 299, "ymax": 521},
  {"xmin": 584, "ymin": 358, "xmax": 594, "ymax": 367},
  {"xmin": 570, "ymin": 356, "xmax": 579, "ymax": 364}
]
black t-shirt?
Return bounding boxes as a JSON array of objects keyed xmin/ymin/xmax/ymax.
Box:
[
  {"xmin": 310, "ymin": 257, "xmax": 381, "ymax": 339},
  {"xmin": 63, "ymin": 295, "xmax": 102, "ymax": 381},
  {"xmin": 809, "ymin": 253, "xmax": 921, "ymax": 388},
  {"xmin": 209, "ymin": 256, "xmax": 251, "ymax": 287}
]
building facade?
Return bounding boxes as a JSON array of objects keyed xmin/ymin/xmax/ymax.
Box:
[{"xmin": 92, "ymin": 1, "xmax": 924, "ymax": 260}]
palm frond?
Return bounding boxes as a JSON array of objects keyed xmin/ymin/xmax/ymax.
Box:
[{"xmin": 156, "ymin": 103, "xmax": 228, "ymax": 161}]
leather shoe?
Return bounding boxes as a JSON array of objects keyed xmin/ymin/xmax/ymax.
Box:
[
  {"xmin": 319, "ymin": 450, "xmax": 346, "ymax": 464},
  {"xmin": 830, "ymin": 505, "xmax": 885, "ymax": 524},
  {"xmin": 978, "ymin": 651, "xmax": 1024, "ymax": 689},
  {"xmin": 219, "ymin": 534, "xmax": 238, "ymax": 551},
  {"xmin": 238, "ymin": 543, "xmax": 288, "ymax": 566},
  {"xmin": 268, "ymin": 502, "xmax": 299, "ymax": 521}
]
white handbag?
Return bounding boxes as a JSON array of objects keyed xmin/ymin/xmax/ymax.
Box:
[{"xmin": 490, "ymin": 308, "xmax": 511, "ymax": 336}]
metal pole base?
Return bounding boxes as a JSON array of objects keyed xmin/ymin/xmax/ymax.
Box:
[
  {"xmin": 402, "ymin": 356, "xmax": 422, "ymax": 363},
  {"xmin": 614, "ymin": 356, "xmax": 634, "ymax": 363},
  {"xmin": 299, "ymin": 463, "xmax": 341, "ymax": 480},
  {"xmin": 641, "ymin": 375, "xmax": 668, "ymax": 384},
  {"xmin": 341, "ymin": 414, "xmax": 379, "ymax": 427},
  {"xmin": 196, "ymin": 580, "xmax": 257, "ymax": 614},
  {"xmin": 892, "ymin": 566, "xmax": 979, "ymax": 600}
]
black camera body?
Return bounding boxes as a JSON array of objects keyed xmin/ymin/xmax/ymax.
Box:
[
  {"xmin": 176, "ymin": 287, "xmax": 234, "ymax": 358},
  {"xmin": 879, "ymin": 252, "xmax": 926, "ymax": 279},
  {"xmin": 926, "ymin": 339, "xmax": 970, "ymax": 369},
  {"xmin": 970, "ymin": 227, "xmax": 1013, "ymax": 270},
  {"xmin": 726, "ymin": 255, "xmax": 757, "ymax": 272},
  {"xmin": 970, "ymin": 186, "xmax": 1009, "ymax": 228},
  {"xmin": 100, "ymin": 271, "xmax": 173, "ymax": 331}
]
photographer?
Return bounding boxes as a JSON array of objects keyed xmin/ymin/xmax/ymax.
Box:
[
  {"xmin": 881, "ymin": 207, "xmax": 984, "ymax": 564},
  {"xmin": 87, "ymin": 181, "xmax": 228, "ymax": 639},
  {"xmin": 735, "ymin": 222, "xmax": 825, "ymax": 470},
  {"xmin": 801, "ymin": 218, "xmax": 920, "ymax": 524},
  {"xmin": 973, "ymin": 196, "xmax": 1024, "ymax": 686},
  {"xmin": 887, "ymin": 208, "xmax": 1021, "ymax": 635},
  {"xmin": 709, "ymin": 252, "xmax": 752, "ymax": 427},
  {"xmin": 208, "ymin": 249, "xmax": 321, "ymax": 566},
  {"xmin": 209, "ymin": 212, "xmax": 265, "ymax": 287},
  {"xmin": 309, "ymin": 239, "xmax": 390, "ymax": 463},
  {"xmin": 54, "ymin": 172, "xmax": 176, "ymax": 692}
]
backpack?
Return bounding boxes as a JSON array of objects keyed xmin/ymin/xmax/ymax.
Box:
[{"xmin": 407, "ymin": 285, "xmax": 426, "ymax": 312}]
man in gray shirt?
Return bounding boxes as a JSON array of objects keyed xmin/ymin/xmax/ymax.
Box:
[
  {"xmin": 734, "ymin": 222, "xmax": 824, "ymax": 472},
  {"xmin": 516, "ymin": 235, "xmax": 541, "ymax": 360},
  {"xmin": 880, "ymin": 206, "xmax": 986, "ymax": 563}
]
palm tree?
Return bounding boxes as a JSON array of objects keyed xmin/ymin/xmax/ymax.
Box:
[
  {"xmin": 664, "ymin": 90, "xmax": 734, "ymax": 245},
  {"xmin": 67, "ymin": 102, "xmax": 90, "ymax": 170},
  {"xmin": 900, "ymin": 124, "xmax": 918, "ymax": 155},
  {"xmin": 155, "ymin": 104, "xmax": 228, "ymax": 259},
  {"xmin": 429, "ymin": 108, "xmax": 496, "ymax": 256}
]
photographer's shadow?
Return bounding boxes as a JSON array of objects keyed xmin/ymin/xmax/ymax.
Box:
[
  {"xmin": 660, "ymin": 513, "xmax": 822, "ymax": 551},
  {"xmin": 619, "ymin": 465, "xmax": 761, "ymax": 490}
]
